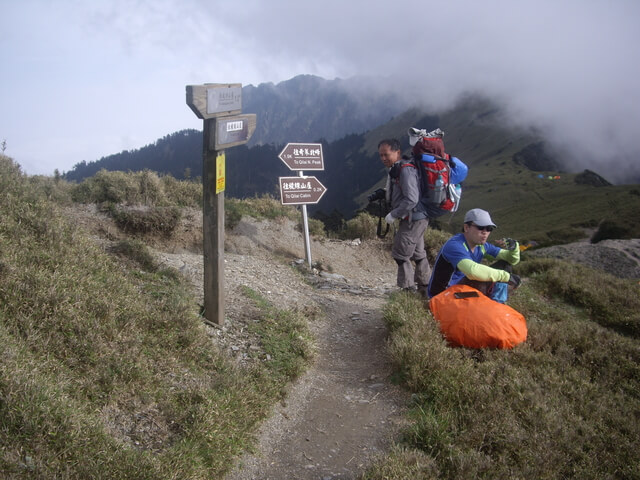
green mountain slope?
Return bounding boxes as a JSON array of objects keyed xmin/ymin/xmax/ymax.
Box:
[{"xmin": 354, "ymin": 98, "xmax": 640, "ymax": 243}]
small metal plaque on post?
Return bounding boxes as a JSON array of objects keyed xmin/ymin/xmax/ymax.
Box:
[
  {"xmin": 278, "ymin": 143, "xmax": 324, "ymax": 170},
  {"xmin": 279, "ymin": 176, "xmax": 327, "ymax": 205},
  {"xmin": 210, "ymin": 114, "xmax": 257, "ymax": 150}
]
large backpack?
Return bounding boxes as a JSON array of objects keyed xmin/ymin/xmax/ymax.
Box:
[{"xmin": 409, "ymin": 128, "xmax": 468, "ymax": 218}]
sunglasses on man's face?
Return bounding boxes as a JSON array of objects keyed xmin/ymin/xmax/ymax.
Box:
[{"xmin": 471, "ymin": 223, "xmax": 494, "ymax": 233}]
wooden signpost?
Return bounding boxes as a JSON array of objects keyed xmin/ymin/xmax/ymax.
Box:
[
  {"xmin": 278, "ymin": 143, "xmax": 326, "ymax": 267},
  {"xmin": 186, "ymin": 83, "xmax": 256, "ymax": 325}
]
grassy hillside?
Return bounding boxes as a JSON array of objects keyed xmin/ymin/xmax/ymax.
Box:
[
  {"xmin": 0, "ymin": 156, "xmax": 313, "ymax": 479},
  {"xmin": 2, "ymin": 154, "xmax": 639, "ymax": 478},
  {"xmin": 364, "ymin": 267, "xmax": 640, "ymax": 478}
]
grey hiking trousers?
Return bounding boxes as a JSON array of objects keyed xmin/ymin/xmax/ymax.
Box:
[{"xmin": 391, "ymin": 218, "xmax": 431, "ymax": 290}]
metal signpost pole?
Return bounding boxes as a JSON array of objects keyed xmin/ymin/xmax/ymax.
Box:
[{"xmin": 299, "ymin": 170, "xmax": 313, "ymax": 268}]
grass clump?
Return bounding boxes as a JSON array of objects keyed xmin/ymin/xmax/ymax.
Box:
[
  {"xmin": 109, "ymin": 239, "xmax": 159, "ymax": 271},
  {"xmin": 71, "ymin": 169, "xmax": 201, "ymax": 208},
  {"xmin": 107, "ymin": 204, "xmax": 182, "ymax": 236},
  {"xmin": 366, "ymin": 263, "xmax": 640, "ymax": 479},
  {"xmin": 518, "ymin": 257, "xmax": 640, "ymax": 338},
  {"xmin": 240, "ymin": 286, "xmax": 315, "ymax": 382},
  {"xmin": 544, "ymin": 226, "xmax": 589, "ymax": 246},
  {"xmin": 0, "ymin": 156, "xmax": 315, "ymax": 479}
]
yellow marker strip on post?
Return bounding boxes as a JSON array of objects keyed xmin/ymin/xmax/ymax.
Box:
[{"xmin": 216, "ymin": 152, "xmax": 225, "ymax": 193}]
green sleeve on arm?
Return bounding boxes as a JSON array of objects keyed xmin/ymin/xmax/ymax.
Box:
[
  {"xmin": 457, "ymin": 259, "xmax": 511, "ymax": 282},
  {"xmin": 496, "ymin": 243, "xmax": 520, "ymax": 265}
]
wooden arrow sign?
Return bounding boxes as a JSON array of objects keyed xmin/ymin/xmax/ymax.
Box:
[
  {"xmin": 279, "ymin": 176, "xmax": 327, "ymax": 205},
  {"xmin": 278, "ymin": 143, "xmax": 324, "ymax": 170}
]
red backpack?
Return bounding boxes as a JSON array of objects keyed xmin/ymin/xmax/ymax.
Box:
[{"xmin": 412, "ymin": 135, "xmax": 460, "ymax": 217}]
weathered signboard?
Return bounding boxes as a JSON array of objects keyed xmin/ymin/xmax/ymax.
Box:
[
  {"xmin": 210, "ymin": 114, "xmax": 257, "ymax": 150},
  {"xmin": 186, "ymin": 83, "xmax": 242, "ymax": 119},
  {"xmin": 278, "ymin": 142, "xmax": 324, "ymax": 170},
  {"xmin": 279, "ymin": 176, "xmax": 327, "ymax": 205}
]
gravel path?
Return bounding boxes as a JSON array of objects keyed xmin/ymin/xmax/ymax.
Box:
[{"xmin": 148, "ymin": 216, "xmax": 409, "ymax": 479}]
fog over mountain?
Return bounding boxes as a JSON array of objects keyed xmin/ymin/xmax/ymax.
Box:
[
  {"xmin": 183, "ymin": 0, "xmax": 640, "ymax": 183},
  {"xmin": 4, "ymin": 1, "xmax": 638, "ymax": 182}
]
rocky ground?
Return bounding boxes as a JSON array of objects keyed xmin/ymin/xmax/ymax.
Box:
[
  {"xmin": 528, "ymin": 238, "xmax": 640, "ymax": 279},
  {"xmin": 69, "ymin": 204, "xmax": 640, "ymax": 479}
]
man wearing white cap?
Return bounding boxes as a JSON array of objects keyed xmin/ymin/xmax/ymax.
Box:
[{"xmin": 427, "ymin": 208, "xmax": 521, "ymax": 301}]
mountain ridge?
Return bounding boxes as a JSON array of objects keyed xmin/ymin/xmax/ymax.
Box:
[{"xmin": 61, "ymin": 74, "xmax": 640, "ymax": 240}]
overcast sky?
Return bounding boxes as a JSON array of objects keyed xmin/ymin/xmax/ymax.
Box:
[{"xmin": 2, "ymin": 0, "xmax": 639, "ymax": 181}]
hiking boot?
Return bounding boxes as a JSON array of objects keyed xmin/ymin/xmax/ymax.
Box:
[
  {"xmin": 417, "ymin": 287, "xmax": 430, "ymax": 299},
  {"xmin": 401, "ymin": 286, "xmax": 418, "ymax": 294}
]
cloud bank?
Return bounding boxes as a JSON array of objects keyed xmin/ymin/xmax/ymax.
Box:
[{"xmin": 2, "ymin": 0, "xmax": 639, "ymax": 182}]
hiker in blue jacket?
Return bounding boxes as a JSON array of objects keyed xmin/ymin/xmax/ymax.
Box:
[
  {"xmin": 427, "ymin": 208, "xmax": 521, "ymax": 302},
  {"xmin": 377, "ymin": 138, "xmax": 431, "ymax": 294}
]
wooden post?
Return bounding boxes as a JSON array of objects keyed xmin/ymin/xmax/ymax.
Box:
[
  {"xmin": 202, "ymin": 119, "xmax": 225, "ymax": 324},
  {"xmin": 186, "ymin": 83, "xmax": 255, "ymax": 326}
]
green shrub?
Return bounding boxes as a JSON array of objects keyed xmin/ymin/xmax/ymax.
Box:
[
  {"xmin": 27, "ymin": 175, "xmax": 74, "ymax": 205},
  {"xmin": 107, "ymin": 204, "xmax": 182, "ymax": 235},
  {"xmin": 161, "ymin": 175, "xmax": 202, "ymax": 207},
  {"xmin": 304, "ymin": 217, "xmax": 326, "ymax": 238},
  {"xmin": 109, "ymin": 239, "xmax": 158, "ymax": 271},
  {"xmin": 225, "ymin": 195, "xmax": 297, "ymax": 229},
  {"xmin": 424, "ymin": 228, "xmax": 450, "ymax": 263},
  {"xmin": 70, "ymin": 169, "xmax": 201, "ymax": 208},
  {"xmin": 591, "ymin": 219, "xmax": 632, "ymax": 243},
  {"xmin": 545, "ymin": 226, "xmax": 588, "ymax": 245},
  {"xmin": 344, "ymin": 212, "xmax": 378, "ymax": 240},
  {"xmin": 71, "ymin": 169, "xmax": 139, "ymax": 204},
  {"xmin": 137, "ymin": 170, "xmax": 165, "ymax": 205}
]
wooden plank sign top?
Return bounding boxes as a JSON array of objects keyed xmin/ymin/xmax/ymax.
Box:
[{"xmin": 186, "ymin": 83, "xmax": 242, "ymax": 119}]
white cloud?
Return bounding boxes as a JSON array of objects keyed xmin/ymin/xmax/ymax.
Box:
[{"xmin": 1, "ymin": 0, "xmax": 639, "ymax": 181}]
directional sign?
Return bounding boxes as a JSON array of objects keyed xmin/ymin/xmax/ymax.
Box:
[
  {"xmin": 210, "ymin": 114, "xmax": 257, "ymax": 150},
  {"xmin": 279, "ymin": 176, "xmax": 327, "ymax": 205},
  {"xmin": 186, "ymin": 84, "xmax": 242, "ymax": 119},
  {"xmin": 278, "ymin": 143, "xmax": 324, "ymax": 171}
]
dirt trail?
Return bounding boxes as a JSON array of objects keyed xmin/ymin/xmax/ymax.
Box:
[
  {"xmin": 225, "ymin": 290, "xmax": 408, "ymax": 480},
  {"xmin": 138, "ymin": 213, "xmax": 410, "ymax": 479}
]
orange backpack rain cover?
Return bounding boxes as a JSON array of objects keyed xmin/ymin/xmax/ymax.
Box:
[{"xmin": 428, "ymin": 284, "xmax": 527, "ymax": 349}]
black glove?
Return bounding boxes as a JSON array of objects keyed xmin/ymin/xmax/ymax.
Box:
[
  {"xmin": 508, "ymin": 273, "xmax": 521, "ymax": 289},
  {"xmin": 501, "ymin": 238, "xmax": 518, "ymax": 250}
]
